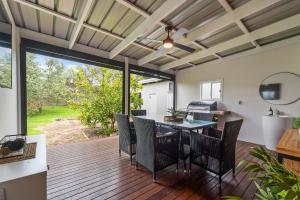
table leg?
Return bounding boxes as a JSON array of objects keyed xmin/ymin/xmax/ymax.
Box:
[
  {"xmin": 180, "ymin": 129, "xmax": 187, "ymax": 173},
  {"xmin": 277, "ymin": 153, "xmax": 284, "ymax": 163},
  {"xmin": 189, "ymin": 130, "xmax": 192, "ymax": 173}
]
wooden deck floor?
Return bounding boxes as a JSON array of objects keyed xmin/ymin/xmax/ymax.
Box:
[{"xmin": 47, "ymin": 136, "xmax": 258, "ymax": 200}]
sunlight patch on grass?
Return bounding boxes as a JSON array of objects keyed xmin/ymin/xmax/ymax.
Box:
[{"xmin": 27, "ymin": 106, "xmax": 80, "ymax": 135}]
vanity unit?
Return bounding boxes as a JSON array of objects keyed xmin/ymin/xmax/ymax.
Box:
[
  {"xmin": 0, "ymin": 135, "xmax": 47, "ymax": 200},
  {"xmin": 262, "ymin": 115, "xmax": 293, "ymax": 150}
]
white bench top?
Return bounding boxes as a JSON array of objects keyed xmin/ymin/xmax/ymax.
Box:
[{"xmin": 0, "ymin": 134, "xmax": 47, "ymax": 183}]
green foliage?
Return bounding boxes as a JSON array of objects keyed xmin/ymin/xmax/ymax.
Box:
[
  {"xmin": 0, "ymin": 48, "xmax": 12, "ymax": 88},
  {"xmin": 130, "ymin": 74, "xmax": 143, "ymax": 110},
  {"xmin": 293, "ymin": 117, "xmax": 300, "ymax": 129},
  {"xmin": 26, "ymin": 54, "xmax": 72, "ymax": 115},
  {"xmin": 43, "ymin": 59, "xmax": 70, "ymax": 105},
  {"xmin": 167, "ymin": 109, "xmax": 185, "ymax": 117},
  {"xmin": 26, "ymin": 53, "xmax": 143, "ymax": 135},
  {"xmin": 223, "ymin": 147, "xmax": 300, "ymax": 200},
  {"xmin": 27, "ymin": 106, "xmax": 79, "ymax": 135},
  {"xmin": 26, "ymin": 53, "xmax": 45, "ymax": 115},
  {"xmin": 69, "ymin": 66, "xmax": 142, "ymax": 135}
]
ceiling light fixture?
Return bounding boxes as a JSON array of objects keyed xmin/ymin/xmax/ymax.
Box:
[
  {"xmin": 163, "ymin": 26, "xmax": 174, "ymax": 48},
  {"xmin": 163, "ymin": 37, "xmax": 174, "ymax": 48}
]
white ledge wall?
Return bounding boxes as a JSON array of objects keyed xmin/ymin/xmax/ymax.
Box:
[
  {"xmin": 176, "ymin": 42, "xmax": 300, "ymax": 145},
  {"xmin": 0, "ymin": 27, "xmax": 19, "ymax": 138}
]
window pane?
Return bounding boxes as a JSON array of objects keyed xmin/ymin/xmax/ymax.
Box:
[
  {"xmin": 0, "ymin": 46, "xmax": 12, "ymax": 88},
  {"xmin": 201, "ymin": 82, "xmax": 211, "ymax": 100},
  {"xmin": 212, "ymin": 82, "xmax": 221, "ymax": 99}
]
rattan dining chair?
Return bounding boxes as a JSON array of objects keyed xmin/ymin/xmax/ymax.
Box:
[
  {"xmin": 132, "ymin": 116, "xmax": 179, "ymax": 182},
  {"xmin": 115, "ymin": 113, "xmax": 136, "ymax": 164},
  {"xmin": 181, "ymin": 112, "xmax": 215, "ymax": 171},
  {"xmin": 189, "ymin": 119, "xmax": 243, "ymax": 184},
  {"xmin": 131, "ymin": 109, "xmax": 147, "ymax": 116}
]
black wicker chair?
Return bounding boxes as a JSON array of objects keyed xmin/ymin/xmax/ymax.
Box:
[
  {"xmin": 180, "ymin": 113, "xmax": 215, "ymax": 171},
  {"xmin": 115, "ymin": 114, "xmax": 136, "ymax": 164},
  {"xmin": 131, "ymin": 109, "xmax": 147, "ymax": 116},
  {"xmin": 189, "ymin": 119, "xmax": 243, "ymax": 184},
  {"xmin": 132, "ymin": 116, "xmax": 179, "ymax": 182}
]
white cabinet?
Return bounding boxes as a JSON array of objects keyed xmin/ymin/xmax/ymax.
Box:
[
  {"xmin": 0, "ymin": 135, "xmax": 47, "ymax": 200},
  {"xmin": 262, "ymin": 116, "xmax": 294, "ymax": 150}
]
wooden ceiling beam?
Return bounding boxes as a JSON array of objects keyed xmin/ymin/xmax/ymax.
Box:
[
  {"xmin": 138, "ymin": 0, "xmax": 279, "ymax": 65},
  {"xmin": 1, "ymin": 0, "xmax": 16, "ymax": 26},
  {"xmin": 217, "ymin": 0, "xmax": 259, "ymax": 47},
  {"xmin": 68, "ymin": 0, "xmax": 94, "ymax": 49},
  {"xmin": 12, "ymin": 0, "xmax": 190, "ymax": 65},
  {"xmin": 14, "ymin": 0, "xmax": 77, "ymax": 23},
  {"xmin": 160, "ymin": 13, "xmax": 300, "ymax": 71},
  {"xmin": 109, "ymin": 0, "xmax": 187, "ymax": 59}
]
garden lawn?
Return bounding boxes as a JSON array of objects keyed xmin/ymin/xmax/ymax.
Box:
[{"xmin": 27, "ymin": 106, "xmax": 80, "ymax": 135}]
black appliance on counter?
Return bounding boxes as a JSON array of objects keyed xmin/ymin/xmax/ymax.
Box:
[{"xmin": 187, "ymin": 101, "xmax": 217, "ymax": 112}]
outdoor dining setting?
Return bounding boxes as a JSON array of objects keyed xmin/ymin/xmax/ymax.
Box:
[{"xmin": 115, "ymin": 109, "xmax": 243, "ymax": 184}]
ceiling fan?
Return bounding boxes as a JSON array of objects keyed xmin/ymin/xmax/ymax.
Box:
[{"xmin": 137, "ymin": 26, "xmax": 196, "ymax": 56}]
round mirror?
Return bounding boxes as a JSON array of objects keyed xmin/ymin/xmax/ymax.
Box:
[{"xmin": 259, "ymin": 72, "xmax": 300, "ymax": 105}]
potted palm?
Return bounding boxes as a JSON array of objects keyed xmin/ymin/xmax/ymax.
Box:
[
  {"xmin": 164, "ymin": 109, "xmax": 185, "ymax": 122},
  {"xmin": 223, "ymin": 147, "xmax": 300, "ymax": 200},
  {"xmin": 293, "ymin": 117, "xmax": 300, "ymax": 134}
]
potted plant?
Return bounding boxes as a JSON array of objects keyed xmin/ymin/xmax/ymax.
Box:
[
  {"xmin": 164, "ymin": 109, "xmax": 185, "ymax": 122},
  {"xmin": 293, "ymin": 117, "xmax": 300, "ymax": 134},
  {"xmin": 223, "ymin": 147, "xmax": 300, "ymax": 200}
]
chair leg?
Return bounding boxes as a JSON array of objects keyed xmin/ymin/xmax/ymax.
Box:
[
  {"xmin": 119, "ymin": 149, "xmax": 121, "ymax": 157},
  {"xmin": 153, "ymin": 172, "xmax": 156, "ymax": 182},
  {"xmin": 130, "ymin": 145, "xmax": 133, "ymax": 165},
  {"xmin": 176, "ymin": 159, "xmax": 179, "ymax": 172},
  {"xmin": 219, "ymin": 175, "xmax": 222, "ymax": 184},
  {"xmin": 232, "ymin": 167, "xmax": 235, "ymax": 177},
  {"xmin": 183, "ymin": 159, "xmax": 187, "ymax": 172},
  {"xmin": 135, "ymin": 161, "xmax": 138, "ymax": 170}
]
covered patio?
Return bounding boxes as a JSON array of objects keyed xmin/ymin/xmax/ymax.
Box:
[{"xmin": 0, "ymin": 0, "xmax": 300, "ymax": 200}]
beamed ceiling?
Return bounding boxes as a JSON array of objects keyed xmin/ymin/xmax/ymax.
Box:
[{"xmin": 0, "ymin": 0, "xmax": 300, "ymax": 72}]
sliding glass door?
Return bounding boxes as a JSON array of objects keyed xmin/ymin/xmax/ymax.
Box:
[{"xmin": 25, "ymin": 51, "xmax": 123, "ymax": 145}]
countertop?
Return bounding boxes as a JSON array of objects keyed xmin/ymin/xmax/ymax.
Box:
[{"xmin": 0, "ymin": 134, "xmax": 47, "ymax": 183}]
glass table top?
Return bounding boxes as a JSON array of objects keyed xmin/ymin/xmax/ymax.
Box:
[{"xmin": 135, "ymin": 115, "xmax": 216, "ymax": 130}]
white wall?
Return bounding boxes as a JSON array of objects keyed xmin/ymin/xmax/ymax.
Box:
[
  {"xmin": 176, "ymin": 42, "xmax": 300, "ymax": 145},
  {"xmin": 0, "ymin": 27, "xmax": 20, "ymax": 138},
  {"xmin": 141, "ymin": 81, "xmax": 173, "ymax": 116}
]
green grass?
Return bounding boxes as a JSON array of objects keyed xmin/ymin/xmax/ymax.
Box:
[{"xmin": 27, "ymin": 106, "xmax": 80, "ymax": 135}]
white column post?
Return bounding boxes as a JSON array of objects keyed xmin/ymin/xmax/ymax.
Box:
[
  {"xmin": 12, "ymin": 27, "xmax": 21, "ymax": 133},
  {"xmin": 124, "ymin": 57, "xmax": 129, "ymax": 115}
]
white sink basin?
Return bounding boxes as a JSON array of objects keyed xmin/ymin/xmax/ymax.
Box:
[{"xmin": 262, "ymin": 115, "xmax": 294, "ymax": 150}]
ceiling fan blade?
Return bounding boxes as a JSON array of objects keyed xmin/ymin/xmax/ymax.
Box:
[
  {"xmin": 155, "ymin": 46, "xmax": 167, "ymax": 57},
  {"xmin": 174, "ymin": 42, "xmax": 196, "ymax": 53},
  {"xmin": 137, "ymin": 37, "xmax": 162, "ymax": 43},
  {"xmin": 171, "ymin": 27, "xmax": 189, "ymax": 41}
]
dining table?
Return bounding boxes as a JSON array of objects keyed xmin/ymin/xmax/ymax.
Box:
[
  {"xmin": 135, "ymin": 115, "xmax": 217, "ymax": 171},
  {"xmin": 136, "ymin": 114, "xmax": 216, "ymax": 130}
]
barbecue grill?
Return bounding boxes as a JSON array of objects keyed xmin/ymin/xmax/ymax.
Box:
[{"xmin": 187, "ymin": 101, "xmax": 217, "ymax": 112}]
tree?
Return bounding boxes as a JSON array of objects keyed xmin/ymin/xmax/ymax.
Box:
[
  {"xmin": 68, "ymin": 66, "xmax": 143, "ymax": 135},
  {"xmin": 26, "ymin": 53, "xmax": 45, "ymax": 115},
  {"xmin": 130, "ymin": 74, "xmax": 143, "ymax": 110},
  {"xmin": 43, "ymin": 58, "xmax": 70, "ymax": 105}
]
